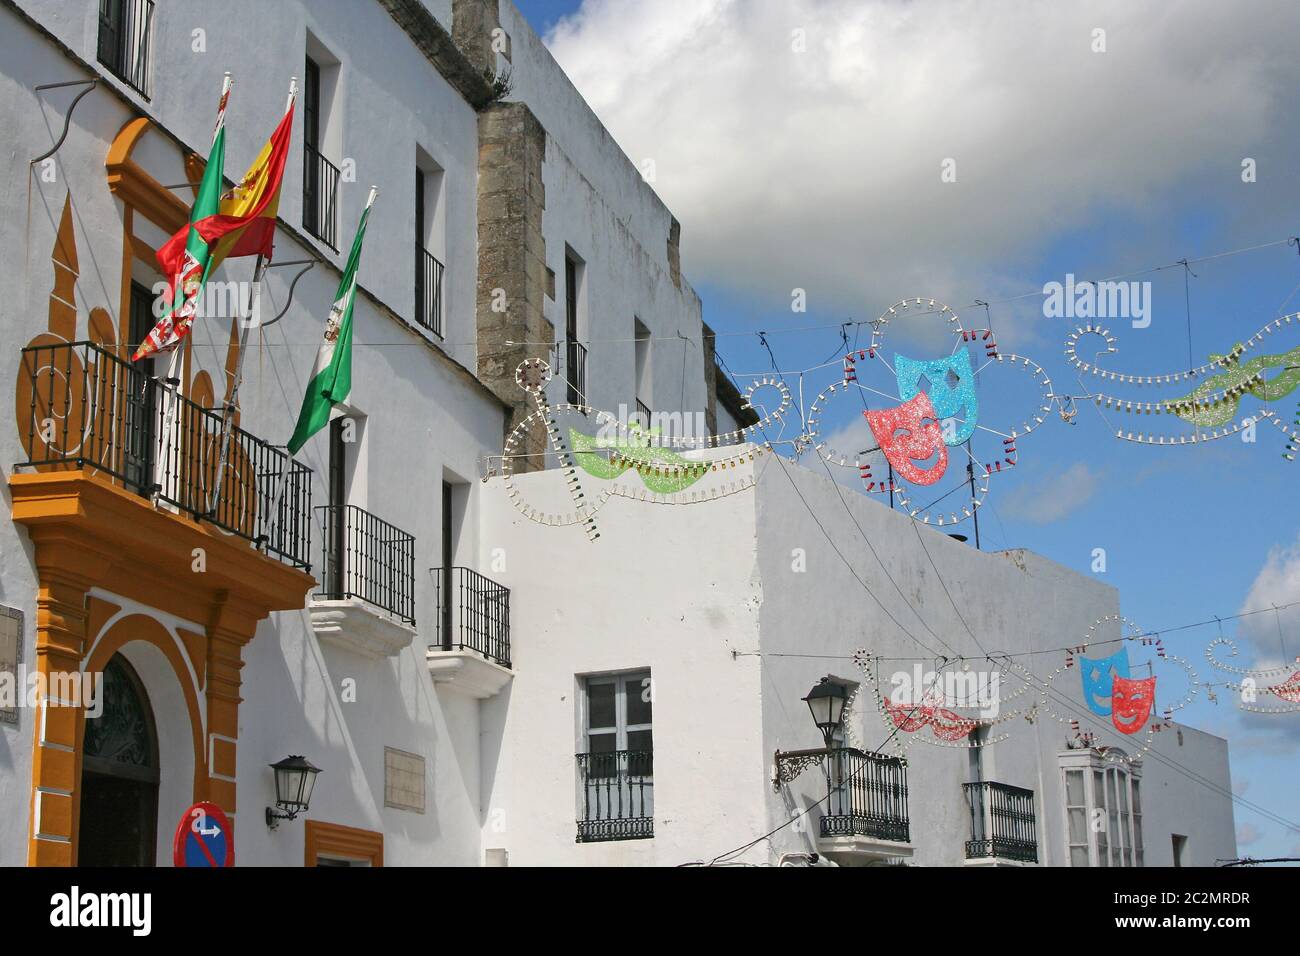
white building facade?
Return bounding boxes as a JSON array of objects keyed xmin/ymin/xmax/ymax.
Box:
[{"xmin": 0, "ymin": 0, "xmax": 1234, "ymax": 867}]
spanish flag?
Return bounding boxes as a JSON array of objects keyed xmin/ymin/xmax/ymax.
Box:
[{"xmin": 137, "ymin": 92, "xmax": 295, "ymax": 360}]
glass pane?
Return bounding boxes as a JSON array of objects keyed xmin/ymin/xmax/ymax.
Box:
[
  {"xmin": 1131, "ymin": 780, "xmax": 1141, "ymax": 813},
  {"xmin": 627, "ymin": 728, "xmax": 653, "ymax": 757},
  {"xmin": 1070, "ymin": 846, "xmax": 1090, "ymax": 867},
  {"xmin": 1136, "ymin": 849, "xmax": 1144, "ymax": 867},
  {"xmin": 625, "ymin": 675, "xmax": 653, "ymax": 726},
  {"xmin": 1133, "ymin": 815, "xmax": 1143, "ymax": 849},
  {"xmin": 1118, "ymin": 777, "xmax": 1129, "ymax": 812},
  {"xmin": 587, "ymin": 681, "xmax": 616, "ymax": 730},
  {"xmin": 1065, "ymin": 770, "xmax": 1084, "ymax": 806},
  {"xmin": 588, "ymin": 731, "xmax": 616, "ymax": 754},
  {"xmin": 1107, "ymin": 769, "xmax": 1118, "ymax": 807},
  {"xmin": 1068, "ymin": 807, "xmax": 1087, "ymax": 843}
]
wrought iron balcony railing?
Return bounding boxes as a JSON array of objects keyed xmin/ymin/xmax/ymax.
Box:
[
  {"xmin": 563, "ymin": 340, "xmax": 587, "ymax": 404},
  {"xmin": 316, "ymin": 505, "xmax": 415, "ymax": 624},
  {"xmin": 635, "ymin": 398, "xmax": 652, "ymax": 428},
  {"xmin": 576, "ymin": 749, "xmax": 653, "ymax": 843},
  {"xmin": 15, "ymin": 341, "xmax": 313, "ymax": 569},
  {"xmin": 97, "ymin": 0, "xmax": 154, "ymax": 98},
  {"xmin": 821, "ymin": 747, "xmax": 910, "ymax": 843},
  {"xmin": 963, "ymin": 780, "xmax": 1038, "ymax": 863},
  {"xmin": 303, "ymin": 142, "xmax": 341, "ymax": 250},
  {"xmin": 431, "ymin": 567, "xmax": 510, "ymax": 667},
  {"xmin": 415, "ymin": 244, "xmax": 444, "ymax": 337}
]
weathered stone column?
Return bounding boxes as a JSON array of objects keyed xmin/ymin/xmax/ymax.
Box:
[{"xmin": 476, "ymin": 102, "xmax": 552, "ymax": 470}]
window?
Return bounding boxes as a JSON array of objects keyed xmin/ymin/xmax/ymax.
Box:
[
  {"xmin": 564, "ymin": 252, "xmax": 586, "ymax": 404},
  {"xmin": 414, "ymin": 157, "xmax": 446, "ymax": 336},
  {"xmin": 97, "ymin": 0, "xmax": 154, "ymax": 98},
  {"xmin": 633, "ymin": 318, "xmax": 650, "ymax": 426},
  {"xmin": 0, "ymin": 606, "xmax": 21, "ymax": 725},
  {"xmin": 302, "ymin": 45, "xmax": 341, "ymax": 248},
  {"xmin": 1171, "ymin": 833, "xmax": 1186, "ymax": 868},
  {"xmin": 576, "ymin": 670, "xmax": 653, "ymax": 842},
  {"xmin": 1060, "ymin": 749, "xmax": 1144, "ymax": 867}
]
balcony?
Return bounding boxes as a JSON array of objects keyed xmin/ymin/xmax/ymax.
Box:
[
  {"xmin": 415, "ymin": 244, "xmax": 444, "ymax": 337},
  {"xmin": 963, "ymin": 781, "xmax": 1039, "ymax": 865},
  {"xmin": 98, "ymin": 0, "xmax": 154, "ymax": 98},
  {"xmin": 303, "ymin": 143, "xmax": 340, "ymax": 250},
  {"xmin": 15, "ymin": 340, "xmax": 312, "ymax": 567},
  {"xmin": 426, "ymin": 567, "xmax": 511, "ymax": 698},
  {"xmin": 820, "ymin": 748, "xmax": 912, "ymax": 864},
  {"xmin": 309, "ymin": 504, "xmax": 416, "ymax": 659},
  {"xmin": 576, "ymin": 750, "xmax": 653, "ymax": 843},
  {"xmin": 563, "ymin": 339, "xmax": 587, "ymax": 404}
]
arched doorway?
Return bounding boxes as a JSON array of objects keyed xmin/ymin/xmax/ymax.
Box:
[{"xmin": 78, "ymin": 654, "xmax": 160, "ymax": 866}]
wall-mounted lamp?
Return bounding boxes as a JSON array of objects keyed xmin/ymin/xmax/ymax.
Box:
[
  {"xmin": 266, "ymin": 755, "xmax": 321, "ymax": 829},
  {"xmin": 802, "ymin": 677, "xmax": 848, "ymax": 749}
]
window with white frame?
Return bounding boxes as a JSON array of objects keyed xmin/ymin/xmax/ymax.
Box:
[
  {"xmin": 1060, "ymin": 748, "xmax": 1144, "ymax": 867},
  {"xmin": 576, "ymin": 670, "xmax": 653, "ymax": 842}
]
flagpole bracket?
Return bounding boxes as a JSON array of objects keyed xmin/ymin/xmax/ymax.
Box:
[
  {"xmin": 261, "ymin": 258, "xmax": 319, "ymax": 328},
  {"xmin": 31, "ymin": 79, "xmax": 98, "ymax": 166}
]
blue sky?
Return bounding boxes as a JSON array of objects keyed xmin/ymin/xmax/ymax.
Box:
[{"xmin": 514, "ymin": 0, "xmax": 1300, "ymax": 860}]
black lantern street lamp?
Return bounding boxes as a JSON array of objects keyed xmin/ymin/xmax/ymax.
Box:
[
  {"xmin": 266, "ymin": 755, "xmax": 321, "ymax": 829},
  {"xmin": 803, "ymin": 678, "xmax": 848, "ymax": 748}
]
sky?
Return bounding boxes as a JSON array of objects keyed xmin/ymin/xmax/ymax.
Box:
[{"xmin": 511, "ymin": 0, "xmax": 1300, "ymax": 861}]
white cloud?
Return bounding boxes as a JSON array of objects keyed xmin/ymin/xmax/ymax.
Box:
[
  {"xmin": 546, "ymin": 1, "xmax": 1300, "ymax": 336},
  {"xmin": 999, "ymin": 462, "xmax": 1100, "ymax": 524},
  {"xmin": 1236, "ymin": 822, "xmax": 1262, "ymax": 847}
]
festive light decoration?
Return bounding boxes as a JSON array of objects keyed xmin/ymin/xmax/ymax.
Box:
[
  {"xmin": 500, "ymin": 359, "xmax": 781, "ymax": 539},
  {"xmin": 1064, "ymin": 315, "xmax": 1300, "ymax": 454},
  {"xmin": 1040, "ymin": 616, "xmax": 1202, "ymax": 755},
  {"xmin": 849, "ymin": 649, "xmax": 1038, "ymax": 752},
  {"xmin": 802, "ymin": 298, "xmax": 1056, "ymax": 527}
]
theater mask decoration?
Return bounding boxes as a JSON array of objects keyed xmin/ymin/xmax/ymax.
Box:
[
  {"xmin": 894, "ymin": 350, "xmax": 979, "ymax": 445},
  {"xmin": 804, "ymin": 297, "xmax": 1057, "ymax": 527},
  {"xmin": 1110, "ymin": 675, "xmax": 1156, "ymax": 735},
  {"xmin": 1079, "ymin": 648, "xmax": 1131, "ymax": 717},
  {"xmin": 864, "ymin": 392, "xmax": 948, "ymax": 486}
]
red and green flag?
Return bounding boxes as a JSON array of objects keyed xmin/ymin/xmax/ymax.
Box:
[
  {"xmin": 132, "ymin": 78, "xmax": 230, "ymax": 361},
  {"xmin": 135, "ymin": 82, "xmax": 296, "ymax": 361}
]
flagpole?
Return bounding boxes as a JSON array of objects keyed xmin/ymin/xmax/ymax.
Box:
[
  {"xmin": 207, "ymin": 76, "xmax": 296, "ymax": 521},
  {"xmin": 265, "ymin": 184, "xmax": 377, "ymax": 558},
  {"xmin": 154, "ymin": 71, "xmax": 231, "ymax": 509}
]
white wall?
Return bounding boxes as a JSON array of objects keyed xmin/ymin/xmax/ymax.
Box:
[
  {"xmin": 478, "ymin": 462, "xmax": 770, "ymax": 866},
  {"xmin": 0, "ymin": 0, "xmax": 506, "ymax": 866}
]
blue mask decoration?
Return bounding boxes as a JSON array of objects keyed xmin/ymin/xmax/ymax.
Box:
[
  {"xmin": 894, "ymin": 350, "xmax": 978, "ymax": 445},
  {"xmin": 1079, "ymin": 648, "xmax": 1131, "ymax": 716}
]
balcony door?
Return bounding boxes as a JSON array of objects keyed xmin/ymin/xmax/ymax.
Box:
[
  {"xmin": 577, "ymin": 671, "xmax": 653, "ymax": 841},
  {"xmin": 324, "ymin": 417, "xmax": 346, "ymax": 597},
  {"xmin": 123, "ymin": 281, "xmax": 158, "ymax": 497}
]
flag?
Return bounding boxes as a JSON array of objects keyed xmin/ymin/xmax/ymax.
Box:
[
  {"xmin": 287, "ymin": 192, "xmax": 376, "ymax": 454},
  {"xmin": 132, "ymin": 81, "xmax": 229, "ymax": 361},
  {"xmin": 136, "ymin": 90, "xmax": 296, "ymax": 361}
]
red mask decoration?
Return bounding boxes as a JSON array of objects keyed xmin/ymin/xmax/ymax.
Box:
[
  {"xmin": 864, "ymin": 393, "xmax": 948, "ymax": 486},
  {"xmin": 1110, "ymin": 675, "xmax": 1156, "ymax": 734},
  {"xmin": 883, "ymin": 700, "xmax": 975, "ymax": 740},
  {"xmin": 1271, "ymin": 671, "xmax": 1300, "ymax": 703}
]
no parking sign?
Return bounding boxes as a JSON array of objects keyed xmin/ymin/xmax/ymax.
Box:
[{"xmin": 172, "ymin": 801, "xmax": 234, "ymax": 867}]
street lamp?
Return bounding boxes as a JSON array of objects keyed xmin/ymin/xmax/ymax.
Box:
[
  {"xmin": 266, "ymin": 755, "xmax": 321, "ymax": 829},
  {"xmin": 803, "ymin": 677, "xmax": 848, "ymax": 748}
]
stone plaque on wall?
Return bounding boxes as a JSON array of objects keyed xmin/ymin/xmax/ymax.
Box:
[
  {"xmin": 384, "ymin": 746, "xmax": 426, "ymax": 813},
  {"xmin": 0, "ymin": 606, "xmax": 22, "ymax": 725}
]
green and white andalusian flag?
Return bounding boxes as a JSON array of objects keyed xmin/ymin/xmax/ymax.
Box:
[{"xmin": 287, "ymin": 188, "xmax": 376, "ymax": 454}]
